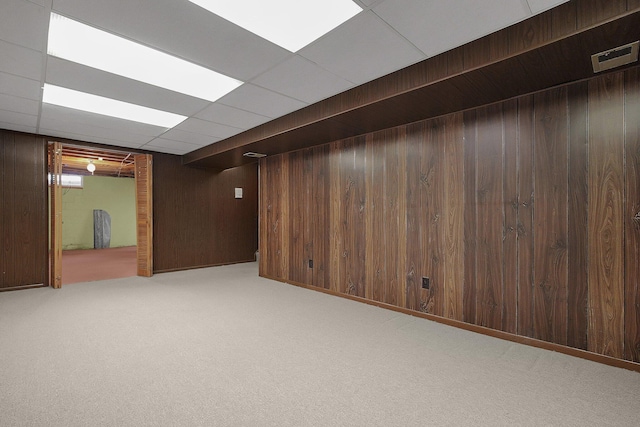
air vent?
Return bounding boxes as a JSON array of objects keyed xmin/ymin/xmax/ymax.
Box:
[
  {"xmin": 243, "ymin": 152, "xmax": 267, "ymax": 158},
  {"xmin": 592, "ymin": 41, "xmax": 639, "ymax": 73}
]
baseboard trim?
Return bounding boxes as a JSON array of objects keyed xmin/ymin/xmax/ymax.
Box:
[
  {"xmin": 0, "ymin": 283, "xmax": 48, "ymax": 292},
  {"xmin": 261, "ymin": 273, "xmax": 640, "ymax": 373},
  {"xmin": 154, "ymin": 259, "xmax": 256, "ymax": 274}
]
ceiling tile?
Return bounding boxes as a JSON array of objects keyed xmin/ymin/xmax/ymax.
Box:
[
  {"xmin": 0, "ymin": 93, "xmax": 40, "ymax": 116},
  {"xmin": 218, "ymin": 84, "xmax": 307, "ymax": 118},
  {"xmin": 299, "ymin": 11, "xmax": 425, "ymax": 85},
  {"xmin": 0, "ymin": 121, "xmax": 37, "ymax": 134},
  {"xmin": 0, "ymin": 0, "xmax": 47, "ymax": 52},
  {"xmin": 251, "ymin": 55, "xmax": 354, "ymax": 103},
  {"xmin": 0, "ymin": 40, "xmax": 43, "ymax": 81},
  {"xmin": 194, "ymin": 103, "xmax": 271, "ymax": 130},
  {"xmin": 52, "ymin": 0, "xmax": 291, "ymax": 81},
  {"xmin": 173, "ymin": 118, "xmax": 243, "ymax": 139},
  {"xmin": 142, "ymin": 144, "xmax": 190, "ymax": 155},
  {"xmin": 141, "ymin": 138, "xmax": 202, "ymax": 155},
  {"xmin": 39, "ymin": 104, "xmax": 165, "ymax": 143},
  {"xmin": 373, "ymin": 0, "xmax": 529, "ymax": 57},
  {"xmin": 45, "ymin": 58, "xmax": 210, "ymax": 117},
  {"xmin": 0, "ymin": 109, "xmax": 38, "ymax": 127},
  {"xmin": 0, "ymin": 72, "xmax": 41, "ymax": 100},
  {"xmin": 527, "ymin": 0, "xmax": 570, "ymax": 14},
  {"xmin": 159, "ymin": 128, "xmax": 221, "ymax": 146}
]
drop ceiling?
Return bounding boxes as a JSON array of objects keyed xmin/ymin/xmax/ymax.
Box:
[{"xmin": 0, "ymin": 0, "xmax": 568, "ymax": 156}]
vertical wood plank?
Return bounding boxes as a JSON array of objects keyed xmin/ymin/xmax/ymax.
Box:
[
  {"xmin": 420, "ymin": 119, "xmax": 445, "ymax": 316},
  {"xmin": 397, "ymin": 129, "xmax": 408, "ymax": 308},
  {"xmin": 365, "ymin": 133, "xmax": 385, "ymax": 301},
  {"xmin": 329, "ymin": 141, "xmax": 341, "ymax": 293},
  {"xmin": 338, "ymin": 137, "xmax": 366, "ymax": 297},
  {"xmin": 624, "ymin": 67, "xmax": 640, "ymax": 362},
  {"xmin": 384, "ymin": 130, "xmax": 400, "ymax": 306},
  {"xmin": 629, "ymin": 0, "xmax": 640, "ymax": 9},
  {"xmin": 302, "ymin": 149, "xmax": 314, "ymax": 285},
  {"xmin": 476, "ymin": 104, "xmax": 504, "ymax": 330},
  {"xmin": 1, "ymin": 133, "xmax": 17, "ymax": 287},
  {"xmin": 134, "ymin": 154, "xmax": 153, "ymax": 277},
  {"xmin": 259, "ymin": 159, "xmax": 268, "ymax": 275},
  {"xmin": 443, "ymin": 113, "xmax": 465, "ymax": 320},
  {"xmin": 312, "ymin": 144, "xmax": 330, "ymax": 289},
  {"xmin": 288, "ymin": 151, "xmax": 304, "ymax": 282},
  {"xmin": 463, "ymin": 110, "xmax": 478, "ymax": 324},
  {"xmin": 405, "ymin": 123, "xmax": 423, "ymax": 311},
  {"xmin": 533, "ymin": 87, "xmax": 569, "ymax": 345},
  {"xmin": 567, "ymin": 81, "xmax": 589, "ymax": 350},
  {"xmin": 502, "ymin": 99, "xmax": 519, "ymax": 334},
  {"xmin": 587, "ymin": 72, "xmax": 625, "ymax": 358},
  {"xmin": 517, "ymin": 95, "xmax": 535, "ymax": 338}
]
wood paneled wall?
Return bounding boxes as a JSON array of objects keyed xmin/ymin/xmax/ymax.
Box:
[
  {"xmin": 153, "ymin": 154, "xmax": 258, "ymax": 272},
  {"xmin": 259, "ymin": 67, "xmax": 640, "ymax": 363},
  {"xmin": 0, "ymin": 130, "xmax": 48, "ymax": 290}
]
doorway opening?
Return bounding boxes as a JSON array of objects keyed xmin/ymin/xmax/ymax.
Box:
[{"xmin": 48, "ymin": 142, "xmax": 153, "ymax": 287}]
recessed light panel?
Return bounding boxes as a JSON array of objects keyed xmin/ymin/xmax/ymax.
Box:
[
  {"xmin": 189, "ymin": 0, "xmax": 362, "ymax": 52},
  {"xmin": 47, "ymin": 13, "xmax": 243, "ymax": 102},
  {"xmin": 43, "ymin": 84, "xmax": 187, "ymax": 128}
]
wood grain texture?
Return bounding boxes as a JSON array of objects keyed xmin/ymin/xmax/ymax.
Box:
[
  {"xmin": 329, "ymin": 141, "xmax": 342, "ymax": 293},
  {"xmin": 420, "ymin": 120, "xmax": 445, "ymax": 315},
  {"xmin": 567, "ymin": 81, "xmax": 589, "ymax": 350},
  {"xmin": 443, "ymin": 113, "xmax": 464, "ymax": 320},
  {"xmin": 302, "ymin": 149, "xmax": 313, "ymax": 285},
  {"xmin": 517, "ymin": 95, "xmax": 535, "ymax": 338},
  {"xmin": 365, "ymin": 133, "xmax": 384, "ymax": 301},
  {"xmin": 587, "ymin": 72, "xmax": 625, "ymax": 358},
  {"xmin": 384, "ymin": 130, "xmax": 401, "ymax": 306},
  {"xmin": 463, "ymin": 110, "xmax": 478, "ymax": 324},
  {"xmin": 288, "ymin": 151, "xmax": 305, "ymax": 283},
  {"xmin": 135, "ymin": 154, "xmax": 153, "ymax": 277},
  {"xmin": 576, "ymin": 0, "xmax": 627, "ymax": 28},
  {"xmin": 259, "ymin": 159, "xmax": 267, "ymax": 275},
  {"xmin": 153, "ymin": 154, "xmax": 257, "ymax": 273},
  {"xmin": 624, "ymin": 67, "xmax": 640, "ymax": 362},
  {"xmin": 405, "ymin": 123, "xmax": 423, "ymax": 311},
  {"xmin": 533, "ymin": 88, "xmax": 569, "ymax": 345},
  {"xmin": 312, "ymin": 145, "xmax": 331, "ymax": 289},
  {"xmin": 50, "ymin": 141, "xmax": 62, "ymax": 289},
  {"xmin": 257, "ymin": 67, "xmax": 640, "ymax": 364},
  {"xmin": 475, "ymin": 104, "xmax": 504, "ymax": 329},
  {"xmin": 502, "ymin": 100, "xmax": 518, "ymax": 334},
  {"xmin": 0, "ymin": 131, "xmax": 48, "ymax": 290}
]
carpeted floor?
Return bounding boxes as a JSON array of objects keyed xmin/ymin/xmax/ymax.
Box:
[
  {"xmin": 62, "ymin": 246, "xmax": 137, "ymax": 284},
  {"xmin": 1, "ymin": 262, "xmax": 639, "ymax": 426}
]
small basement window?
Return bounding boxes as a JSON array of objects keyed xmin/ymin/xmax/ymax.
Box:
[{"xmin": 48, "ymin": 173, "xmax": 83, "ymax": 188}]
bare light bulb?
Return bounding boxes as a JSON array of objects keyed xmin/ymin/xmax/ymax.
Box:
[{"xmin": 87, "ymin": 162, "xmax": 96, "ymax": 174}]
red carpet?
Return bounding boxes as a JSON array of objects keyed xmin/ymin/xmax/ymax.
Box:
[{"xmin": 62, "ymin": 246, "xmax": 137, "ymax": 285}]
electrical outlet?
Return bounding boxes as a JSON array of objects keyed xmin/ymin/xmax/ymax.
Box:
[
  {"xmin": 309, "ymin": 259, "xmax": 313, "ymax": 269},
  {"xmin": 422, "ymin": 277, "xmax": 430, "ymax": 289}
]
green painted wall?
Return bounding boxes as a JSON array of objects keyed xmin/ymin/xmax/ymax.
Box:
[{"xmin": 62, "ymin": 176, "xmax": 136, "ymax": 250}]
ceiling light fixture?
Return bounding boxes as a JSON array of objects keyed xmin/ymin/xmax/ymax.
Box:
[
  {"xmin": 189, "ymin": 0, "xmax": 362, "ymax": 52},
  {"xmin": 87, "ymin": 161, "xmax": 96, "ymax": 174},
  {"xmin": 47, "ymin": 13, "xmax": 243, "ymax": 102},
  {"xmin": 43, "ymin": 84, "xmax": 188, "ymax": 128}
]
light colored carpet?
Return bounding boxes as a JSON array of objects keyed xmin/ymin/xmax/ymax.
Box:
[{"xmin": 1, "ymin": 262, "xmax": 638, "ymax": 426}]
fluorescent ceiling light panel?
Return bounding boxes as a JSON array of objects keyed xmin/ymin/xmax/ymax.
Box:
[
  {"xmin": 189, "ymin": 0, "xmax": 362, "ymax": 52},
  {"xmin": 47, "ymin": 13, "xmax": 243, "ymax": 102},
  {"xmin": 43, "ymin": 84, "xmax": 187, "ymax": 128}
]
